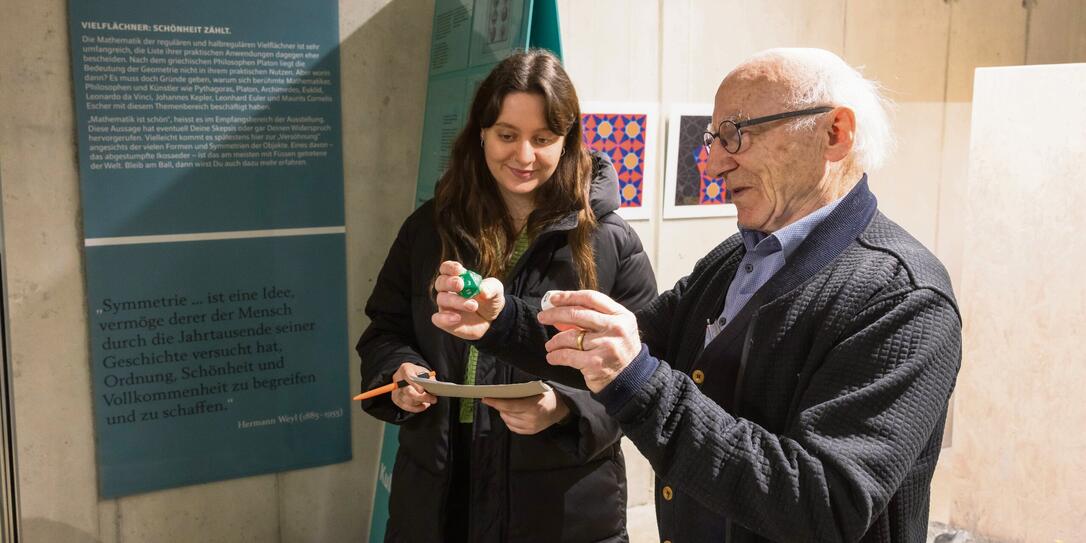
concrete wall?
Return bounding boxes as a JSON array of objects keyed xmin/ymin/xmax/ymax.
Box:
[
  {"xmin": 0, "ymin": 0, "xmax": 430, "ymax": 541},
  {"xmin": 2, "ymin": 0, "xmax": 1086, "ymax": 541}
]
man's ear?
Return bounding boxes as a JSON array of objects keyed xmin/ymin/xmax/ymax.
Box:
[{"xmin": 824, "ymin": 107, "xmax": 856, "ymax": 163}]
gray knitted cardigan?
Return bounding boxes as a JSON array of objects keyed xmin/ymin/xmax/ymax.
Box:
[{"xmin": 476, "ymin": 177, "xmax": 962, "ymax": 542}]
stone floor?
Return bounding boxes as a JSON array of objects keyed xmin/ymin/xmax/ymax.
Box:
[{"xmin": 926, "ymin": 523, "xmax": 990, "ymax": 543}]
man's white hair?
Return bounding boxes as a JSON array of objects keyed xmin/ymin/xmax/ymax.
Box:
[{"xmin": 743, "ymin": 48, "xmax": 895, "ymax": 172}]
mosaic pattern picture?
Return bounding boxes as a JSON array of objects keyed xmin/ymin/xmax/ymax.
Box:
[
  {"xmin": 485, "ymin": 0, "xmax": 511, "ymax": 43},
  {"xmin": 664, "ymin": 105, "xmax": 737, "ymax": 218},
  {"xmin": 468, "ymin": 0, "xmax": 527, "ymax": 68},
  {"xmin": 583, "ymin": 114, "xmax": 646, "ymax": 208},
  {"xmin": 581, "ymin": 102, "xmax": 658, "ymax": 220}
]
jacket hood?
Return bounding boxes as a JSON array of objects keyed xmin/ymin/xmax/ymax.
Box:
[
  {"xmin": 541, "ymin": 149, "xmax": 621, "ymax": 234},
  {"xmin": 587, "ymin": 149, "xmax": 621, "ymax": 219},
  {"xmin": 543, "ymin": 149, "xmax": 620, "ymax": 234}
]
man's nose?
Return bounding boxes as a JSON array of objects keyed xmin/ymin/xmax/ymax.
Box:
[{"xmin": 705, "ymin": 145, "xmax": 737, "ymax": 178}]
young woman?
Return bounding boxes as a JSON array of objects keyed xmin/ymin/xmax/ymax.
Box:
[{"xmin": 357, "ymin": 49, "xmax": 656, "ymax": 542}]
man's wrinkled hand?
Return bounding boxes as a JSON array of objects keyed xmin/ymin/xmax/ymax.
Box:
[{"xmin": 537, "ymin": 290, "xmax": 641, "ymax": 393}]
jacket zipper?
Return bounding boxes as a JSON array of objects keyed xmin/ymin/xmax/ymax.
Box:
[{"xmin": 734, "ymin": 311, "xmax": 757, "ymax": 413}]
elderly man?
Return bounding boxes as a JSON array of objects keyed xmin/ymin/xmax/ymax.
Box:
[{"xmin": 433, "ymin": 48, "xmax": 961, "ymax": 542}]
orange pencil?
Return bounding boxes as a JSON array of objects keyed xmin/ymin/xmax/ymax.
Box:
[{"xmin": 353, "ymin": 371, "xmax": 435, "ymax": 401}]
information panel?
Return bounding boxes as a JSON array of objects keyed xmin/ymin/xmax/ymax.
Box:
[
  {"xmin": 68, "ymin": 0, "xmax": 350, "ymax": 498},
  {"xmin": 88, "ymin": 237, "xmax": 348, "ymax": 496}
]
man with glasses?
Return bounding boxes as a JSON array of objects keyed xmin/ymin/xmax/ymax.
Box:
[{"xmin": 433, "ymin": 48, "xmax": 961, "ymax": 542}]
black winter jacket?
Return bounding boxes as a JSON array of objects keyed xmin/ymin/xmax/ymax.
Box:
[
  {"xmin": 356, "ymin": 152, "xmax": 657, "ymax": 542},
  {"xmin": 475, "ymin": 178, "xmax": 962, "ymax": 542}
]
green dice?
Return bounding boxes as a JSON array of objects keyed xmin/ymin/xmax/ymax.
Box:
[{"xmin": 458, "ymin": 269, "xmax": 482, "ymax": 299}]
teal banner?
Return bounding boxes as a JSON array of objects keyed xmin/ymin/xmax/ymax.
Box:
[
  {"xmin": 413, "ymin": 0, "xmax": 560, "ymax": 207},
  {"xmin": 369, "ymin": 0, "xmax": 561, "ymax": 539},
  {"xmin": 68, "ymin": 0, "xmax": 350, "ymax": 498}
]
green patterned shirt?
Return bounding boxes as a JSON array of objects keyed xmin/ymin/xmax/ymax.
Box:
[{"xmin": 459, "ymin": 230, "xmax": 532, "ymax": 424}]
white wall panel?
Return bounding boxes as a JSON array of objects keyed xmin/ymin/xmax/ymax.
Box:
[{"xmin": 955, "ymin": 63, "xmax": 1086, "ymax": 541}]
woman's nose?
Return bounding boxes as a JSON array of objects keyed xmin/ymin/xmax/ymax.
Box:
[{"xmin": 515, "ymin": 140, "xmax": 534, "ymax": 164}]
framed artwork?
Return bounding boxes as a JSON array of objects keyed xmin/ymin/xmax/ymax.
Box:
[
  {"xmin": 580, "ymin": 102, "xmax": 658, "ymax": 221},
  {"xmin": 663, "ymin": 104, "xmax": 736, "ymax": 218}
]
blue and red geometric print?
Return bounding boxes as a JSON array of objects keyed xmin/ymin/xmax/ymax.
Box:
[
  {"xmin": 582, "ymin": 113, "xmax": 647, "ymax": 208},
  {"xmin": 692, "ymin": 145, "xmax": 728, "ymax": 204}
]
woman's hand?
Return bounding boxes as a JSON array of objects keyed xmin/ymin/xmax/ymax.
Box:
[
  {"xmin": 432, "ymin": 260, "xmax": 505, "ymax": 340},
  {"xmin": 482, "ymin": 391, "xmax": 571, "ymax": 435},
  {"xmin": 390, "ymin": 362, "xmax": 438, "ymax": 413}
]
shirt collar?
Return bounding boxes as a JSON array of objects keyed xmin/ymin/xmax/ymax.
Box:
[{"xmin": 738, "ymin": 194, "xmax": 847, "ymax": 259}]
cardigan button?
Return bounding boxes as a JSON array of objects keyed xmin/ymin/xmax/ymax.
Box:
[
  {"xmin": 691, "ymin": 369, "xmax": 705, "ymax": 384},
  {"xmin": 662, "ymin": 485, "xmax": 674, "ymax": 501}
]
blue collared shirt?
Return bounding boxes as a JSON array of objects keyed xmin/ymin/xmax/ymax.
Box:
[{"xmin": 705, "ymin": 197, "xmax": 845, "ymax": 345}]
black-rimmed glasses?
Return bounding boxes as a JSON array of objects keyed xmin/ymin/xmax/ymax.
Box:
[{"xmin": 702, "ymin": 106, "xmax": 834, "ymax": 154}]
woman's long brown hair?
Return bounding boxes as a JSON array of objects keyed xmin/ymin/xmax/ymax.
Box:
[{"xmin": 433, "ymin": 49, "xmax": 598, "ymax": 289}]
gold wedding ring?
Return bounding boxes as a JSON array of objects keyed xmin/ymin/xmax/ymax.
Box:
[{"xmin": 575, "ymin": 330, "xmax": 586, "ymax": 351}]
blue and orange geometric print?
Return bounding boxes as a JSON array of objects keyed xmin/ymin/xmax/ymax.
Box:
[
  {"xmin": 692, "ymin": 145, "xmax": 729, "ymax": 204},
  {"xmin": 675, "ymin": 114, "xmax": 731, "ymax": 207},
  {"xmin": 582, "ymin": 113, "xmax": 647, "ymax": 208}
]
